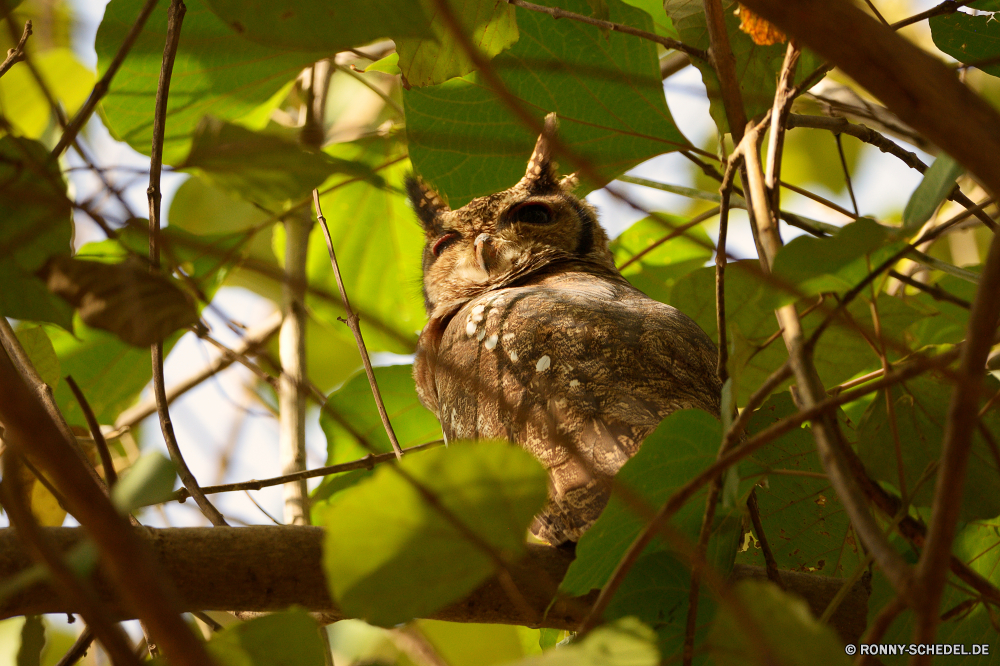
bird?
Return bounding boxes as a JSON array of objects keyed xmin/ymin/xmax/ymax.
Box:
[{"xmin": 408, "ymin": 114, "xmax": 722, "ymax": 545}]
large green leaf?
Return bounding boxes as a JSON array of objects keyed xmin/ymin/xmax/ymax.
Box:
[
  {"xmin": 560, "ymin": 409, "xmax": 728, "ymax": 596},
  {"xmin": 663, "ymin": 0, "xmax": 823, "ymax": 133},
  {"xmin": 201, "ymin": 0, "xmax": 432, "ymax": 52},
  {"xmin": 737, "ymin": 393, "xmax": 865, "ymax": 576},
  {"xmin": 0, "ymin": 136, "xmax": 73, "ymax": 328},
  {"xmin": 13, "ymin": 325, "xmax": 60, "ymax": 390},
  {"xmin": 207, "ymin": 609, "xmax": 326, "ymax": 666},
  {"xmin": 96, "ymin": 0, "xmax": 326, "ymax": 164},
  {"xmin": 708, "ymin": 581, "xmax": 851, "ymax": 666},
  {"xmin": 405, "ymin": 0, "xmax": 687, "ymax": 206},
  {"xmin": 931, "ymin": 11, "xmax": 1000, "ymax": 79},
  {"xmin": 414, "ymin": 620, "xmax": 537, "ymax": 665},
  {"xmin": 322, "ymin": 441, "xmax": 547, "ymax": 626},
  {"xmin": 397, "ymin": 0, "xmax": 519, "ymax": 87},
  {"xmin": 903, "ymin": 275, "xmax": 976, "ymax": 347},
  {"xmin": 0, "ymin": 48, "xmax": 94, "ymax": 139},
  {"xmin": 771, "ymin": 218, "xmax": 904, "ymax": 301},
  {"xmin": 856, "ymin": 374, "xmax": 1000, "ymax": 521}
]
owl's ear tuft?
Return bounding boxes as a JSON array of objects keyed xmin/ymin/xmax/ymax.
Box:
[
  {"xmin": 520, "ymin": 113, "xmax": 561, "ymax": 192},
  {"xmin": 406, "ymin": 175, "xmax": 450, "ymax": 231}
]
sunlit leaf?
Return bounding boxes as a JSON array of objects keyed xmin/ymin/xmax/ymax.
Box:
[
  {"xmin": 506, "ymin": 618, "xmax": 659, "ymax": 666},
  {"xmin": 96, "ymin": 0, "xmax": 327, "ymax": 163},
  {"xmin": 0, "ymin": 48, "xmax": 94, "ymax": 139},
  {"xmin": 206, "ymin": 609, "xmax": 326, "ymax": 666},
  {"xmin": 406, "ymin": 0, "xmax": 687, "ymax": 206},
  {"xmin": 111, "ymin": 452, "xmax": 177, "ymax": 513},
  {"xmin": 610, "ymin": 215, "xmax": 714, "ymax": 303},
  {"xmin": 13, "ymin": 324, "xmax": 60, "ymax": 390},
  {"xmin": 322, "ymin": 441, "xmax": 547, "ymax": 626},
  {"xmin": 415, "ymin": 620, "xmax": 533, "ymax": 665},
  {"xmin": 397, "ymin": 0, "xmax": 518, "ymax": 87}
]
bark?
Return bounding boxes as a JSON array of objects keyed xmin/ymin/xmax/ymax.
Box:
[{"xmin": 0, "ymin": 526, "xmax": 868, "ymax": 641}]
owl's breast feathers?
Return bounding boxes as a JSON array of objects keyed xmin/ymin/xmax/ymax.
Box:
[{"xmin": 413, "ymin": 270, "xmax": 721, "ymax": 543}]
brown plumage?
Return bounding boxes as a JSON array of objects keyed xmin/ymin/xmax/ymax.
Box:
[{"xmin": 409, "ymin": 115, "xmax": 721, "ymax": 545}]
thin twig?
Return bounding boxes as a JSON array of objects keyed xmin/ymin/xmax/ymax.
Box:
[
  {"xmin": 779, "ymin": 180, "xmax": 857, "ymax": 220},
  {"xmin": 764, "ymin": 43, "xmax": 801, "ymax": 217},
  {"xmin": 703, "ymin": 0, "xmax": 748, "ymax": 142},
  {"xmin": 746, "ymin": 489, "xmax": 783, "ymax": 588},
  {"xmin": 888, "ymin": 270, "xmax": 971, "ymax": 309},
  {"xmin": 858, "ymin": 595, "xmax": 907, "ymax": 665},
  {"xmin": 114, "ymin": 311, "xmax": 283, "ymax": 430},
  {"xmin": 0, "ymin": 19, "xmax": 30, "ymax": 78},
  {"xmin": 715, "ymin": 162, "xmax": 736, "ymax": 384},
  {"xmin": 190, "ymin": 611, "xmax": 223, "ymax": 633},
  {"xmin": 0, "ymin": 453, "xmax": 139, "ymax": 666},
  {"xmin": 65, "ymin": 376, "xmax": 118, "ymax": 487},
  {"xmin": 146, "ymin": 0, "xmax": 226, "ymax": 527},
  {"xmin": 51, "ymin": 0, "xmax": 161, "ymax": 158},
  {"xmin": 312, "ymin": 189, "xmax": 403, "ymax": 459},
  {"xmin": 835, "ymin": 134, "xmax": 859, "ymax": 216},
  {"xmin": 171, "ymin": 441, "xmax": 443, "ymax": 501},
  {"xmin": 891, "ymin": 0, "xmax": 975, "ymax": 30},
  {"xmin": 506, "ymin": 0, "xmax": 708, "ymax": 61},
  {"xmin": 53, "ymin": 627, "xmax": 94, "ymax": 666},
  {"xmin": 618, "ymin": 207, "xmax": 720, "ymax": 270},
  {"xmin": 861, "ymin": 0, "xmax": 889, "ymax": 26},
  {"xmin": 913, "ymin": 231, "xmax": 1000, "ymax": 651}
]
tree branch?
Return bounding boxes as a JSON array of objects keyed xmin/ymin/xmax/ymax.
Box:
[{"xmin": 0, "ymin": 527, "xmax": 869, "ymax": 642}]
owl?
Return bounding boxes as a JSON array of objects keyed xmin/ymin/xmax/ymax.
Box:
[{"xmin": 409, "ymin": 115, "xmax": 722, "ymax": 545}]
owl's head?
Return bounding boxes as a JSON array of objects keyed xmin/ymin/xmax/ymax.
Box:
[{"xmin": 407, "ymin": 114, "xmax": 618, "ymax": 316}]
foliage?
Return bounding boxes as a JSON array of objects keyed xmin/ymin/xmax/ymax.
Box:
[{"xmin": 0, "ymin": 0, "xmax": 999, "ymax": 663}]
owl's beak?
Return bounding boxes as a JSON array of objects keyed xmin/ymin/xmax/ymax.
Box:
[{"xmin": 474, "ymin": 233, "xmax": 498, "ymax": 274}]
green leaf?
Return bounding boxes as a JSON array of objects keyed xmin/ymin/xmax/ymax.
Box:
[
  {"xmin": 111, "ymin": 452, "xmax": 178, "ymax": 513},
  {"xmin": 931, "ymin": 11, "xmax": 1000, "ymax": 79},
  {"xmin": 179, "ymin": 118, "xmax": 373, "ymax": 206},
  {"xmin": 365, "ymin": 53, "xmax": 401, "ymax": 76},
  {"xmin": 708, "ymin": 581, "xmax": 851, "ymax": 666},
  {"xmin": 320, "ymin": 364, "xmax": 442, "ymax": 462},
  {"xmin": 414, "ymin": 620, "xmax": 533, "ymax": 665},
  {"xmin": 201, "ymin": 0, "xmax": 432, "ymax": 52},
  {"xmin": 736, "ymin": 393, "xmax": 865, "ymax": 576},
  {"xmin": 13, "ymin": 325, "xmax": 60, "ymax": 390},
  {"xmin": 397, "ymin": 0, "xmax": 519, "ymax": 87},
  {"xmin": 620, "ymin": 0, "xmax": 679, "ymax": 39},
  {"xmin": 507, "ymin": 618, "xmax": 659, "ymax": 666},
  {"xmin": 322, "ymin": 441, "xmax": 547, "ymax": 626},
  {"xmin": 405, "ymin": 0, "xmax": 686, "ymax": 206},
  {"xmin": 298, "ymin": 138, "xmax": 424, "ymax": 354},
  {"xmin": 560, "ymin": 409, "xmax": 725, "ymax": 596},
  {"xmin": 610, "ymin": 215, "xmax": 714, "ymax": 303},
  {"xmin": 857, "ymin": 374, "xmax": 1000, "ymax": 521},
  {"xmin": 865, "ymin": 518, "xmax": 999, "ymax": 664},
  {"xmin": 771, "ymin": 218, "xmax": 901, "ymax": 300},
  {"xmin": 0, "ymin": 136, "xmax": 73, "ymax": 328},
  {"xmin": 664, "ymin": 0, "xmax": 823, "ymax": 133},
  {"xmin": 539, "ymin": 628, "xmax": 564, "ymax": 650},
  {"xmin": 0, "ymin": 48, "xmax": 94, "ymax": 139},
  {"xmin": 903, "ymin": 275, "xmax": 975, "ymax": 347},
  {"xmin": 902, "ymin": 154, "xmax": 965, "ymax": 230},
  {"xmin": 96, "ymin": 0, "xmax": 326, "ymax": 164},
  {"xmin": 16, "ymin": 616, "xmax": 43, "ymax": 666},
  {"xmin": 206, "ymin": 609, "xmax": 326, "ymax": 666},
  {"xmin": 49, "ymin": 320, "xmax": 178, "ymax": 427}
]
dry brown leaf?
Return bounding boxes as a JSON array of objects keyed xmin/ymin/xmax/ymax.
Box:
[
  {"xmin": 737, "ymin": 4, "xmax": 786, "ymax": 46},
  {"xmin": 41, "ymin": 256, "xmax": 200, "ymax": 347}
]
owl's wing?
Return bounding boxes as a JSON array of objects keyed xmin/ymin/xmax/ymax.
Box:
[{"xmin": 416, "ymin": 273, "xmax": 721, "ymax": 543}]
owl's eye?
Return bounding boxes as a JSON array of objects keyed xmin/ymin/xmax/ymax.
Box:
[
  {"xmin": 431, "ymin": 231, "xmax": 459, "ymax": 257},
  {"xmin": 510, "ymin": 202, "xmax": 553, "ymax": 225}
]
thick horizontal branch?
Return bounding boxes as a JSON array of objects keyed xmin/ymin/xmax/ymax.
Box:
[{"xmin": 0, "ymin": 527, "xmax": 868, "ymax": 640}]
